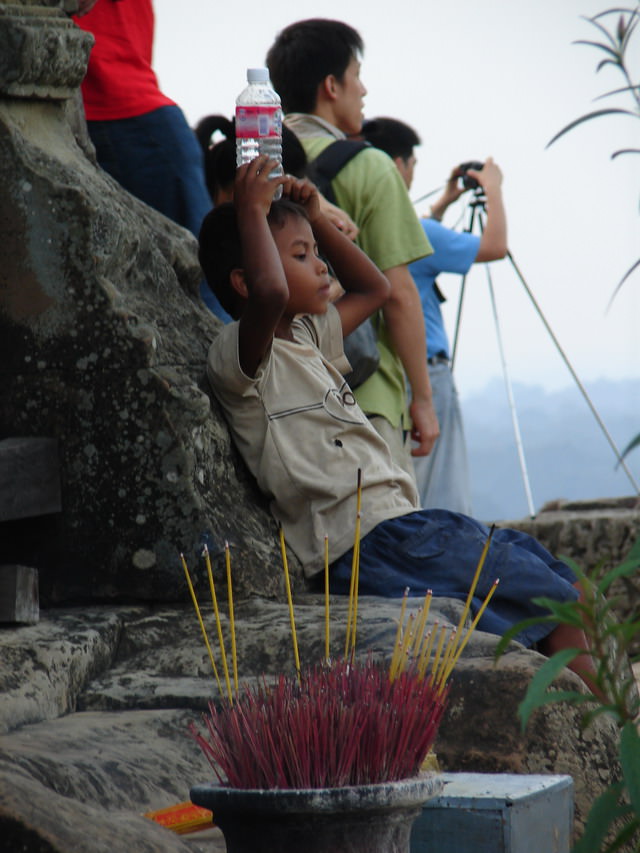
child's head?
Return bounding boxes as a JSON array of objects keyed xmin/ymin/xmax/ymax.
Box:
[
  {"xmin": 195, "ymin": 115, "xmax": 309, "ymax": 205},
  {"xmin": 194, "ymin": 114, "xmax": 236, "ymax": 205},
  {"xmin": 198, "ymin": 199, "xmax": 311, "ymax": 319},
  {"xmin": 267, "ymin": 18, "xmax": 364, "ymax": 116}
]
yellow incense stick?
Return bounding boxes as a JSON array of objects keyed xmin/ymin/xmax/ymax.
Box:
[
  {"xmin": 412, "ymin": 590, "xmax": 432, "ymax": 657},
  {"xmin": 451, "ymin": 525, "xmax": 496, "ymax": 656},
  {"xmin": 203, "ymin": 545, "xmax": 233, "ymax": 703},
  {"xmin": 435, "ymin": 628, "xmax": 457, "ymax": 689},
  {"xmin": 224, "ymin": 542, "xmax": 239, "ymax": 694},
  {"xmin": 345, "ymin": 470, "xmax": 363, "ymax": 658},
  {"xmin": 324, "ymin": 534, "xmax": 330, "ymax": 662},
  {"xmin": 180, "ymin": 553, "xmax": 223, "ymax": 694},
  {"xmin": 389, "ymin": 587, "xmax": 410, "ymax": 681},
  {"xmin": 418, "ymin": 623, "xmax": 438, "ymax": 680},
  {"xmin": 348, "ymin": 512, "xmax": 362, "ymax": 659},
  {"xmin": 397, "ymin": 612, "xmax": 417, "ymax": 675},
  {"xmin": 428, "ymin": 623, "xmax": 448, "ymax": 686},
  {"xmin": 356, "ymin": 467, "xmax": 363, "ymax": 514},
  {"xmin": 279, "ymin": 525, "xmax": 301, "ymax": 680},
  {"xmin": 441, "ymin": 579, "xmax": 501, "ymax": 689}
]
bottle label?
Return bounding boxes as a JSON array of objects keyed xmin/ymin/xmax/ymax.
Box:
[{"xmin": 235, "ymin": 105, "xmax": 282, "ymax": 138}]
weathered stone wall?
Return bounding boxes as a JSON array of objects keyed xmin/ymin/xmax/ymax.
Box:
[
  {"xmin": 507, "ymin": 497, "xmax": 640, "ymax": 652},
  {"xmin": 0, "ymin": 1, "xmax": 291, "ymax": 606}
]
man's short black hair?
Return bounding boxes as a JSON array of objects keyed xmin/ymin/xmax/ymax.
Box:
[
  {"xmin": 266, "ymin": 18, "xmax": 364, "ymax": 114},
  {"xmin": 361, "ymin": 117, "xmax": 421, "ymax": 163},
  {"xmin": 198, "ymin": 200, "xmax": 309, "ymax": 319}
]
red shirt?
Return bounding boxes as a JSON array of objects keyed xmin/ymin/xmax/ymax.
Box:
[{"xmin": 74, "ymin": 0, "xmax": 175, "ymax": 120}]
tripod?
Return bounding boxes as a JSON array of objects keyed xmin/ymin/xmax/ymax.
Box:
[{"xmin": 449, "ymin": 190, "xmax": 640, "ymax": 515}]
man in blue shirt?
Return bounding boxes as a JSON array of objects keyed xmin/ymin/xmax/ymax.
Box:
[{"xmin": 362, "ymin": 117, "xmax": 508, "ymax": 514}]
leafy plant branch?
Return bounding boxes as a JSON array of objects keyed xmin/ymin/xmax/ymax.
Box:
[{"xmin": 547, "ymin": 5, "xmax": 640, "ymax": 299}]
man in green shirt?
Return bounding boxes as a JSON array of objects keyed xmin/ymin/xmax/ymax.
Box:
[{"xmin": 267, "ymin": 18, "xmax": 439, "ymax": 478}]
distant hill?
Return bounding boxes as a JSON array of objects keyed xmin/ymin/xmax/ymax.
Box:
[{"xmin": 461, "ymin": 377, "xmax": 640, "ymax": 522}]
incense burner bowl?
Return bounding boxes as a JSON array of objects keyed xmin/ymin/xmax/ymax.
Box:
[{"xmin": 190, "ymin": 772, "xmax": 442, "ymax": 853}]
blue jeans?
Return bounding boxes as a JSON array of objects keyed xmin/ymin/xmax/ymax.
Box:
[{"xmin": 330, "ymin": 509, "xmax": 578, "ymax": 647}]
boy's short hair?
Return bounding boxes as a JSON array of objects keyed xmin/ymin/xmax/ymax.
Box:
[
  {"xmin": 198, "ymin": 200, "xmax": 309, "ymax": 319},
  {"xmin": 266, "ymin": 18, "xmax": 364, "ymax": 114},
  {"xmin": 361, "ymin": 117, "xmax": 421, "ymax": 163}
]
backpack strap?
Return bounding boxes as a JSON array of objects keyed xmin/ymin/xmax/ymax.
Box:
[{"xmin": 306, "ymin": 140, "xmax": 369, "ymax": 204}]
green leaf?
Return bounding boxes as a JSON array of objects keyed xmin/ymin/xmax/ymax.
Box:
[
  {"xmin": 573, "ymin": 782, "xmax": 627, "ymax": 853},
  {"xmin": 530, "ymin": 595, "xmax": 587, "ymax": 627},
  {"xmin": 595, "ymin": 83, "xmax": 640, "ymax": 100},
  {"xmin": 546, "ymin": 108, "xmax": 638, "ymax": 148},
  {"xmin": 617, "ymin": 431, "xmax": 640, "ymax": 464},
  {"xmin": 620, "ymin": 721, "xmax": 640, "ymax": 817},
  {"xmin": 611, "ymin": 148, "xmax": 640, "ymax": 158},
  {"xmin": 494, "ymin": 615, "xmax": 557, "ymax": 659},
  {"xmin": 604, "ymin": 818, "xmax": 640, "ymax": 853},
  {"xmin": 596, "ymin": 549, "xmax": 640, "ymax": 594},
  {"xmin": 517, "ymin": 648, "xmax": 584, "ymax": 729},
  {"xmin": 574, "ymin": 38, "xmax": 621, "ymax": 58},
  {"xmin": 609, "ymin": 257, "xmax": 640, "ymax": 307}
]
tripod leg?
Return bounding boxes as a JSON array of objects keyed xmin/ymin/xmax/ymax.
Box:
[
  {"xmin": 485, "ymin": 266, "xmax": 537, "ymax": 517},
  {"xmin": 506, "ymin": 250, "xmax": 640, "ymax": 496}
]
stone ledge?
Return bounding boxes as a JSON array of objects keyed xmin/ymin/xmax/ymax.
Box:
[{"xmin": 0, "ymin": 3, "xmax": 93, "ymax": 99}]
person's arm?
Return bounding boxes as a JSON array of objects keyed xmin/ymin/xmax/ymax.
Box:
[
  {"xmin": 427, "ymin": 166, "xmax": 466, "ymax": 222},
  {"xmin": 466, "ymin": 158, "xmax": 507, "ymax": 262},
  {"xmin": 234, "ymin": 156, "xmax": 289, "ymax": 377},
  {"xmin": 287, "ymin": 180, "xmax": 390, "ymax": 337},
  {"xmin": 317, "ymin": 195, "xmax": 359, "ymax": 242},
  {"xmin": 382, "ymin": 265, "xmax": 439, "ymax": 457}
]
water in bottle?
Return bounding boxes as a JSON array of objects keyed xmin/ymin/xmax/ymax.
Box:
[{"xmin": 235, "ymin": 67, "xmax": 283, "ymax": 199}]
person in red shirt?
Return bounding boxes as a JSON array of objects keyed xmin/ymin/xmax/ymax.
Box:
[{"xmin": 74, "ymin": 0, "xmax": 226, "ymax": 315}]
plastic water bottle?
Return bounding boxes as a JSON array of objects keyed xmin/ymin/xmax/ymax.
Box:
[{"xmin": 235, "ymin": 67, "xmax": 283, "ymax": 199}]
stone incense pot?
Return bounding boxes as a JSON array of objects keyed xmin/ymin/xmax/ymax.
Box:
[{"xmin": 190, "ymin": 772, "xmax": 443, "ymax": 853}]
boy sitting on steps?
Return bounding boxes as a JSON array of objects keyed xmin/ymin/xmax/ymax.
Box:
[{"xmin": 199, "ymin": 155, "xmax": 598, "ymax": 692}]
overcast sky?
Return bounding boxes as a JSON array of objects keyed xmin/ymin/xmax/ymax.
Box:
[{"xmin": 152, "ymin": 0, "xmax": 639, "ymax": 400}]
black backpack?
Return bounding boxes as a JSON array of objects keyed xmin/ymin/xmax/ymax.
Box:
[{"xmin": 307, "ymin": 140, "xmax": 380, "ymax": 389}]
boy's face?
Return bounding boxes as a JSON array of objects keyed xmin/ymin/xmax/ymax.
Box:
[
  {"xmin": 271, "ymin": 215, "xmax": 332, "ymax": 316},
  {"xmin": 332, "ymin": 55, "xmax": 367, "ymax": 137}
]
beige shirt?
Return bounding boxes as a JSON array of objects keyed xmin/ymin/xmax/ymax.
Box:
[{"xmin": 207, "ymin": 306, "xmax": 418, "ymax": 577}]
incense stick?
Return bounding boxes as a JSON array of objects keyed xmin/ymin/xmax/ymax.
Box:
[
  {"xmin": 348, "ymin": 512, "xmax": 362, "ymax": 659},
  {"xmin": 181, "ymin": 553, "xmax": 223, "ymax": 694},
  {"xmin": 428, "ymin": 623, "xmax": 448, "ymax": 687},
  {"xmin": 389, "ymin": 587, "xmax": 410, "ymax": 681},
  {"xmin": 412, "ymin": 590, "xmax": 432, "ymax": 657},
  {"xmin": 279, "ymin": 525, "xmax": 301, "ymax": 680},
  {"xmin": 417, "ymin": 624, "xmax": 437, "ymax": 680},
  {"xmin": 224, "ymin": 542, "xmax": 239, "ymax": 694},
  {"xmin": 441, "ymin": 579, "xmax": 500, "ymax": 689},
  {"xmin": 344, "ymin": 470, "xmax": 363, "ymax": 658},
  {"xmin": 204, "ymin": 545, "xmax": 233, "ymax": 703},
  {"xmin": 435, "ymin": 628, "xmax": 457, "ymax": 689},
  {"xmin": 453, "ymin": 525, "xmax": 496, "ymax": 644},
  {"xmin": 324, "ymin": 534, "xmax": 330, "ymax": 662}
]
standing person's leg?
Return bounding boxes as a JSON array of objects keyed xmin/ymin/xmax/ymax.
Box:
[{"xmin": 412, "ymin": 362, "xmax": 471, "ymax": 514}]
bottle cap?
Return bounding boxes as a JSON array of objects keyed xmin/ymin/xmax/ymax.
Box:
[{"xmin": 247, "ymin": 68, "xmax": 269, "ymax": 83}]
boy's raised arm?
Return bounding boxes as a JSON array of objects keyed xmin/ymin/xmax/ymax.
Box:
[
  {"xmin": 234, "ymin": 157, "xmax": 288, "ymax": 377},
  {"xmin": 286, "ymin": 179, "xmax": 390, "ymax": 337}
]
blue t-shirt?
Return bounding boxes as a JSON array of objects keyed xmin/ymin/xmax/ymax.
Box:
[{"xmin": 409, "ymin": 219, "xmax": 480, "ymax": 359}]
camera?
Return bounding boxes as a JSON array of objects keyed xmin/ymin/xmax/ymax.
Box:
[{"xmin": 458, "ymin": 161, "xmax": 484, "ymax": 191}]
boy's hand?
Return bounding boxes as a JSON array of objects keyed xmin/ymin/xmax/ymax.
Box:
[
  {"xmin": 234, "ymin": 155, "xmax": 285, "ymax": 215},
  {"xmin": 282, "ymin": 176, "xmax": 323, "ymax": 224}
]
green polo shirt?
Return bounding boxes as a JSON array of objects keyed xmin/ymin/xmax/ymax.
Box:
[{"xmin": 300, "ymin": 135, "xmax": 432, "ymax": 428}]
